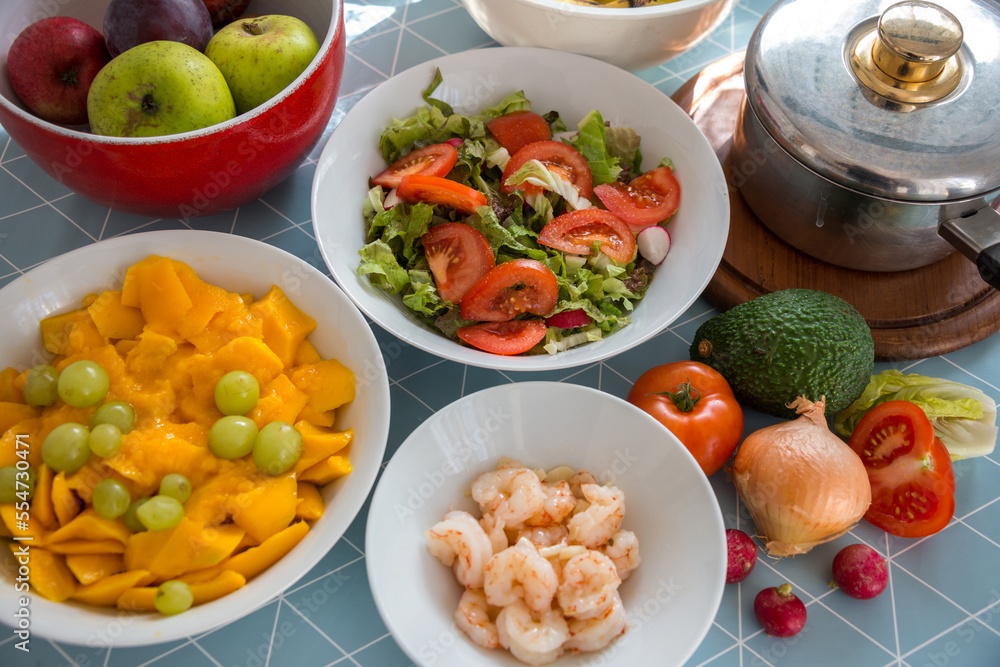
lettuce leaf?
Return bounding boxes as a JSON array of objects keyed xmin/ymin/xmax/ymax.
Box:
[
  {"xmin": 567, "ymin": 110, "xmax": 622, "ymax": 186},
  {"xmin": 834, "ymin": 369, "xmax": 998, "ymax": 460}
]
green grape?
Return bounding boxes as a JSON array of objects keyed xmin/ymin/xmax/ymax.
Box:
[
  {"xmin": 92, "ymin": 478, "xmax": 131, "ymax": 520},
  {"xmin": 136, "ymin": 494, "xmax": 184, "ymax": 531},
  {"xmin": 57, "ymin": 360, "xmax": 109, "ymax": 408},
  {"xmin": 23, "ymin": 365, "xmax": 60, "ymax": 408},
  {"xmin": 154, "ymin": 580, "xmax": 193, "ymax": 616},
  {"xmin": 88, "ymin": 423, "xmax": 123, "ymax": 458},
  {"xmin": 252, "ymin": 421, "xmax": 303, "ymax": 476},
  {"xmin": 0, "ymin": 466, "xmax": 35, "ymax": 504},
  {"xmin": 208, "ymin": 415, "xmax": 258, "ymax": 460},
  {"xmin": 159, "ymin": 473, "xmax": 192, "ymax": 504},
  {"xmin": 123, "ymin": 498, "xmax": 149, "ymax": 533},
  {"xmin": 214, "ymin": 371, "xmax": 260, "ymax": 416},
  {"xmin": 41, "ymin": 422, "xmax": 91, "ymax": 473},
  {"xmin": 92, "ymin": 401, "xmax": 136, "ymax": 434}
]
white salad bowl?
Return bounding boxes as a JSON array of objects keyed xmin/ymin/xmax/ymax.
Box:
[
  {"xmin": 0, "ymin": 230, "xmax": 390, "ymax": 646},
  {"xmin": 311, "ymin": 46, "xmax": 729, "ymax": 372},
  {"xmin": 365, "ymin": 381, "xmax": 727, "ymax": 667}
]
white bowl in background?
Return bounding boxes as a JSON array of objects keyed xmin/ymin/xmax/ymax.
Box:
[
  {"xmin": 461, "ymin": 0, "xmax": 736, "ymax": 72},
  {"xmin": 311, "ymin": 46, "xmax": 730, "ymax": 372},
  {"xmin": 0, "ymin": 230, "xmax": 390, "ymax": 646}
]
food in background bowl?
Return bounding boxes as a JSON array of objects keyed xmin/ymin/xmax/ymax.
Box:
[
  {"xmin": 0, "ymin": 230, "xmax": 389, "ymax": 647},
  {"xmin": 0, "ymin": 255, "xmax": 356, "ymax": 614},
  {"xmin": 358, "ymin": 71, "xmax": 681, "ymax": 357},
  {"xmin": 426, "ymin": 458, "xmax": 640, "ymax": 664},
  {"xmin": 557, "ymin": 0, "xmax": 679, "ymax": 5}
]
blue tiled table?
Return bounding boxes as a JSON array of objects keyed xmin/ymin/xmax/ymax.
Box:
[{"xmin": 3, "ymin": 1, "xmax": 1000, "ymax": 666}]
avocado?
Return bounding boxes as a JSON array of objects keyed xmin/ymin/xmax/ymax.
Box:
[{"xmin": 690, "ymin": 289, "xmax": 874, "ymax": 419}]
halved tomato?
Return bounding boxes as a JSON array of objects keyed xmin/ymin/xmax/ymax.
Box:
[
  {"xmin": 460, "ymin": 259, "xmax": 559, "ymax": 322},
  {"xmin": 457, "ymin": 320, "xmax": 548, "ymax": 356},
  {"xmin": 538, "ymin": 209, "xmax": 637, "ymax": 263},
  {"xmin": 593, "ymin": 165, "xmax": 680, "ymax": 232},
  {"xmin": 847, "ymin": 400, "xmax": 956, "ymax": 538},
  {"xmin": 371, "ymin": 143, "xmax": 459, "ymax": 189},
  {"xmin": 421, "ymin": 223, "xmax": 495, "ymax": 304},
  {"xmin": 486, "ymin": 110, "xmax": 552, "ymax": 155},
  {"xmin": 501, "ymin": 141, "xmax": 593, "ymax": 199},
  {"xmin": 397, "ymin": 174, "xmax": 488, "ymax": 214}
]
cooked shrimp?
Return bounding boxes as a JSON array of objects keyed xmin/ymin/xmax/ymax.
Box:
[
  {"xmin": 517, "ymin": 523, "xmax": 569, "ymax": 549},
  {"xmin": 564, "ymin": 590, "xmax": 627, "ymax": 652},
  {"xmin": 556, "ymin": 549, "xmax": 621, "ymax": 619},
  {"xmin": 480, "ymin": 512, "xmax": 510, "ymax": 554},
  {"xmin": 496, "ymin": 599, "xmax": 570, "ymax": 666},
  {"xmin": 426, "ymin": 510, "xmax": 494, "ymax": 589},
  {"xmin": 484, "ymin": 537, "xmax": 559, "ymax": 613},
  {"xmin": 471, "ymin": 466, "xmax": 546, "ymax": 529},
  {"xmin": 454, "ymin": 588, "xmax": 499, "ymax": 650},
  {"xmin": 527, "ymin": 480, "xmax": 576, "ymax": 526},
  {"xmin": 602, "ymin": 529, "xmax": 641, "ymax": 581},
  {"xmin": 567, "ymin": 483, "xmax": 625, "ymax": 549}
]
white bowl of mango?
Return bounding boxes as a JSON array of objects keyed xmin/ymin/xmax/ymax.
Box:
[{"xmin": 0, "ymin": 230, "xmax": 390, "ymax": 646}]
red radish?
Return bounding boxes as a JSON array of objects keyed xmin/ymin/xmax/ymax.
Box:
[
  {"xmin": 636, "ymin": 225, "xmax": 671, "ymax": 264},
  {"xmin": 831, "ymin": 543, "xmax": 888, "ymax": 600},
  {"xmin": 383, "ymin": 188, "xmax": 400, "ymax": 209},
  {"xmin": 545, "ymin": 308, "xmax": 592, "ymax": 329},
  {"xmin": 753, "ymin": 584, "xmax": 806, "ymax": 637},
  {"xmin": 445, "ymin": 137, "xmax": 464, "ymax": 148},
  {"xmin": 725, "ymin": 529, "xmax": 757, "ymax": 583}
]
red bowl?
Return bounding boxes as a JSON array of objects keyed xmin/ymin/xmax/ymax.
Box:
[{"xmin": 0, "ymin": 0, "xmax": 345, "ymax": 219}]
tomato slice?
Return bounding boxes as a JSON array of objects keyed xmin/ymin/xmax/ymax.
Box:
[
  {"xmin": 486, "ymin": 110, "xmax": 552, "ymax": 155},
  {"xmin": 501, "ymin": 141, "xmax": 593, "ymax": 199},
  {"xmin": 847, "ymin": 400, "xmax": 956, "ymax": 538},
  {"xmin": 459, "ymin": 259, "xmax": 559, "ymax": 322},
  {"xmin": 593, "ymin": 165, "xmax": 680, "ymax": 232},
  {"xmin": 538, "ymin": 209, "xmax": 637, "ymax": 263},
  {"xmin": 457, "ymin": 320, "xmax": 548, "ymax": 356},
  {"xmin": 421, "ymin": 223, "xmax": 495, "ymax": 304},
  {"xmin": 397, "ymin": 174, "xmax": 488, "ymax": 214},
  {"xmin": 371, "ymin": 143, "xmax": 459, "ymax": 189}
]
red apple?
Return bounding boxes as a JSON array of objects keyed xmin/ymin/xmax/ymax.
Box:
[
  {"xmin": 202, "ymin": 0, "xmax": 253, "ymax": 28},
  {"xmin": 6, "ymin": 17, "xmax": 112, "ymax": 126}
]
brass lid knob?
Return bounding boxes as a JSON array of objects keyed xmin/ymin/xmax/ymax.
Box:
[
  {"xmin": 850, "ymin": 0, "xmax": 964, "ymax": 104},
  {"xmin": 873, "ymin": 1, "xmax": 963, "ymax": 82}
]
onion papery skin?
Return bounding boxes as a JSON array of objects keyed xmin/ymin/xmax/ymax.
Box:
[{"xmin": 733, "ymin": 397, "xmax": 871, "ymax": 557}]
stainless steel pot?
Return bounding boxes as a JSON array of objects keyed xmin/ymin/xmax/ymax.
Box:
[{"xmin": 733, "ymin": 0, "xmax": 1000, "ymax": 288}]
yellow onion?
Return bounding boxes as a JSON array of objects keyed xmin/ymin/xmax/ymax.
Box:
[{"xmin": 733, "ymin": 396, "xmax": 871, "ymax": 557}]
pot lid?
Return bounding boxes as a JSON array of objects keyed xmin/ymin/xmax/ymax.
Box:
[{"xmin": 744, "ymin": 0, "xmax": 1000, "ymax": 202}]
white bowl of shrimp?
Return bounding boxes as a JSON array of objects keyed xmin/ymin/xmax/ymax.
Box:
[{"xmin": 365, "ymin": 381, "xmax": 726, "ymax": 666}]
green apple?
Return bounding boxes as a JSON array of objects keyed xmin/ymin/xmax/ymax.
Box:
[
  {"xmin": 204, "ymin": 15, "xmax": 320, "ymax": 115},
  {"xmin": 87, "ymin": 40, "xmax": 236, "ymax": 137}
]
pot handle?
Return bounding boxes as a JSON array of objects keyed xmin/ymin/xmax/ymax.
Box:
[{"xmin": 939, "ymin": 201, "xmax": 1000, "ymax": 291}]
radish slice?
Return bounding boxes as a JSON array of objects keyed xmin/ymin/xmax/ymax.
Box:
[
  {"xmin": 636, "ymin": 225, "xmax": 671, "ymax": 264},
  {"xmin": 383, "ymin": 188, "xmax": 400, "ymax": 209},
  {"xmin": 445, "ymin": 138, "xmax": 464, "ymax": 148},
  {"xmin": 545, "ymin": 308, "xmax": 592, "ymax": 329}
]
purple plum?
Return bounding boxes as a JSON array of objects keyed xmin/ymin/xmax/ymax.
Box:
[{"xmin": 103, "ymin": 0, "xmax": 214, "ymax": 57}]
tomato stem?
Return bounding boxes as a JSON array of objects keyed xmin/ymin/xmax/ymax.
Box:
[{"xmin": 651, "ymin": 379, "xmax": 701, "ymax": 412}]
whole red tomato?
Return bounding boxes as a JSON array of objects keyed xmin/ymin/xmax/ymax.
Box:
[{"xmin": 627, "ymin": 361, "xmax": 744, "ymax": 476}]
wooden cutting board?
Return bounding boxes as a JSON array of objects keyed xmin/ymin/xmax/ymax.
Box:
[{"xmin": 671, "ymin": 52, "xmax": 1000, "ymax": 361}]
